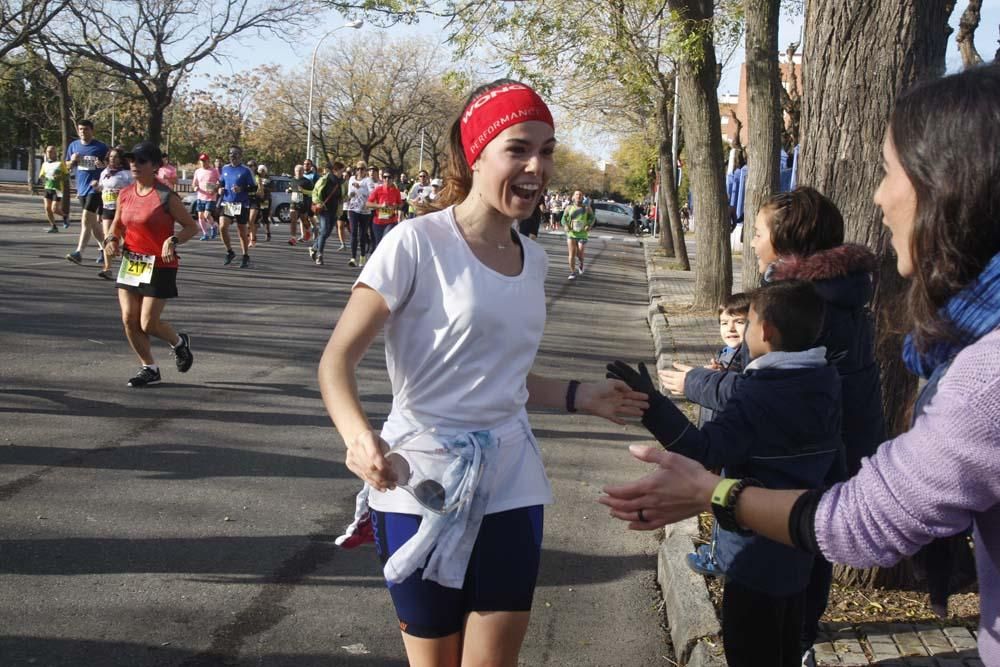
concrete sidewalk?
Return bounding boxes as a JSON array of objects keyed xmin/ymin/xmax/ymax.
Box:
[{"xmin": 640, "ymin": 237, "xmax": 983, "ymax": 667}]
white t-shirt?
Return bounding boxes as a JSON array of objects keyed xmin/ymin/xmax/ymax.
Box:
[
  {"xmin": 97, "ymin": 168, "xmax": 134, "ymax": 210},
  {"xmin": 347, "ymin": 176, "xmax": 372, "ymax": 212},
  {"xmin": 356, "ymin": 206, "xmax": 553, "ymax": 514}
]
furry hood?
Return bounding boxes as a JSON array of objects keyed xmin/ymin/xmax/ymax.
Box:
[
  {"xmin": 767, "ymin": 244, "xmax": 878, "ymax": 309},
  {"xmin": 769, "ymin": 244, "xmax": 877, "ymax": 282}
]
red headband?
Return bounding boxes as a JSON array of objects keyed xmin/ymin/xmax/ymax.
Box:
[{"xmin": 460, "ymin": 83, "xmax": 554, "ymax": 166}]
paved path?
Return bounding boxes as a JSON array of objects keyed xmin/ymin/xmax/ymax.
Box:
[{"xmin": 0, "ymin": 207, "xmax": 672, "ymax": 666}]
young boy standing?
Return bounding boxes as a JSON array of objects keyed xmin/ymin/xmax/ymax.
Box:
[
  {"xmin": 686, "ymin": 292, "xmax": 750, "ymax": 576},
  {"xmin": 608, "ymin": 280, "xmax": 844, "ymax": 667}
]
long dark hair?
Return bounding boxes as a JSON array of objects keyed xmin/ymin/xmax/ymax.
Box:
[
  {"xmin": 891, "ymin": 63, "xmax": 1000, "ymax": 351},
  {"xmin": 425, "ymin": 78, "xmax": 524, "ymax": 212}
]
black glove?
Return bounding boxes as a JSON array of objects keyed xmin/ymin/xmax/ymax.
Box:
[
  {"xmin": 606, "ymin": 361, "xmax": 666, "ymax": 409},
  {"xmin": 608, "ymin": 360, "xmax": 691, "ymax": 450}
]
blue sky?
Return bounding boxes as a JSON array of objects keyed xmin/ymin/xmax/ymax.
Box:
[{"xmin": 195, "ymin": 4, "xmax": 1000, "ymax": 161}]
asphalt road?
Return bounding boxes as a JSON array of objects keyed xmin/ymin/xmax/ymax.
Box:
[{"xmin": 0, "ymin": 192, "xmax": 672, "ymax": 666}]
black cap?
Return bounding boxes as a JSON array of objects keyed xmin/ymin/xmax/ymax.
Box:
[{"xmin": 123, "ymin": 141, "xmax": 162, "ymax": 164}]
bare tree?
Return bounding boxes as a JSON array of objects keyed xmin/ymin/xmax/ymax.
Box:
[
  {"xmin": 779, "ymin": 40, "xmax": 802, "ymax": 151},
  {"xmin": 0, "ymin": 0, "xmax": 68, "ymax": 60},
  {"xmin": 42, "ymin": 0, "xmax": 311, "ymax": 145},
  {"xmin": 956, "ymin": 0, "xmax": 984, "ymax": 67},
  {"xmin": 741, "ymin": 0, "xmax": 782, "ymax": 290},
  {"xmin": 667, "ymin": 0, "xmax": 732, "ymax": 307}
]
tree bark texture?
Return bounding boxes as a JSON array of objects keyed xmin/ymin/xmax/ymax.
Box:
[
  {"xmin": 657, "ymin": 91, "xmax": 690, "ymax": 268},
  {"xmin": 798, "ymin": 0, "xmax": 952, "ymax": 589},
  {"xmin": 668, "ymin": 0, "xmax": 731, "ymax": 307},
  {"xmin": 741, "ymin": 0, "xmax": 783, "ymax": 291},
  {"xmin": 956, "ymin": 0, "xmax": 984, "ymax": 68},
  {"xmin": 657, "ymin": 154, "xmax": 677, "ymax": 257}
]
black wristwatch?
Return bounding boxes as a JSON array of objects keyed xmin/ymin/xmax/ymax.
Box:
[
  {"xmin": 566, "ymin": 380, "xmax": 581, "ymax": 413},
  {"xmin": 168, "ymin": 236, "xmax": 179, "ymax": 246},
  {"xmin": 711, "ymin": 477, "xmax": 762, "ymax": 535}
]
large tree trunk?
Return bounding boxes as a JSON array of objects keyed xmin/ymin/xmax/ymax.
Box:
[
  {"xmin": 657, "ymin": 88, "xmax": 691, "ymax": 268},
  {"xmin": 798, "ymin": 0, "xmax": 952, "ymax": 589},
  {"xmin": 46, "ymin": 64, "xmax": 74, "ymax": 217},
  {"xmin": 742, "ymin": 0, "xmax": 782, "ymax": 290},
  {"xmin": 667, "ymin": 0, "xmax": 731, "ymax": 307},
  {"xmin": 656, "ymin": 155, "xmax": 676, "ymax": 257}
]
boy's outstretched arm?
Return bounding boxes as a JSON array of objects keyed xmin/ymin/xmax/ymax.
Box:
[
  {"xmin": 607, "ymin": 361, "xmax": 752, "ymax": 469},
  {"xmin": 606, "ymin": 361, "xmax": 704, "ymax": 458}
]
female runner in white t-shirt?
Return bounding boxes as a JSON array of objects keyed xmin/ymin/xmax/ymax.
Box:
[{"xmin": 318, "ymin": 79, "xmax": 648, "ymax": 667}]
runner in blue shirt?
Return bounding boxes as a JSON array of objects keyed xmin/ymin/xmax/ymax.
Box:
[
  {"xmin": 64, "ymin": 119, "xmax": 110, "ymax": 267},
  {"xmin": 217, "ymin": 146, "xmax": 256, "ymax": 268}
]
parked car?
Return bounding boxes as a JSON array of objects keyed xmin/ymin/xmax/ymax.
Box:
[
  {"xmin": 181, "ymin": 175, "xmax": 295, "ymax": 223},
  {"xmin": 591, "ymin": 200, "xmax": 636, "ymax": 230}
]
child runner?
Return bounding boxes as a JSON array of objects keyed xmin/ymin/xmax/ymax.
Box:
[{"xmin": 318, "ymin": 79, "xmax": 648, "ymax": 667}]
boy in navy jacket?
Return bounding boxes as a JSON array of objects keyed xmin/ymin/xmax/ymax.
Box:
[{"xmin": 608, "ymin": 280, "xmax": 844, "ymax": 667}]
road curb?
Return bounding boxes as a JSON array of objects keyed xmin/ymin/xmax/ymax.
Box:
[{"xmin": 642, "ymin": 238, "xmax": 727, "ymax": 666}]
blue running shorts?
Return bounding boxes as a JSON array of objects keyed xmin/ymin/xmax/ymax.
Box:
[{"xmin": 371, "ymin": 505, "xmax": 544, "ymax": 638}]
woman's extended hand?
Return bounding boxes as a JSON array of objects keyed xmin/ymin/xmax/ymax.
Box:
[
  {"xmin": 345, "ymin": 429, "xmax": 398, "ymax": 491},
  {"xmin": 599, "ymin": 445, "xmax": 719, "ymax": 529},
  {"xmin": 575, "ymin": 378, "xmax": 649, "ymax": 425}
]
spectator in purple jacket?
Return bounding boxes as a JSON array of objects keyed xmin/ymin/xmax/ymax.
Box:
[{"xmin": 600, "ymin": 63, "xmax": 1000, "ymax": 664}]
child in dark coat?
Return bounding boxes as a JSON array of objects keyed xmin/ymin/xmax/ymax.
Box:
[
  {"xmin": 608, "ymin": 281, "xmax": 844, "ymax": 667},
  {"xmin": 686, "ymin": 293, "xmax": 750, "ymax": 576}
]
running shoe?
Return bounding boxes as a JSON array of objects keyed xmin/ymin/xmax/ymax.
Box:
[
  {"xmin": 288, "ymin": 237, "xmax": 297, "ymax": 246},
  {"xmin": 337, "ymin": 242, "xmax": 345, "ymax": 251},
  {"xmin": 315, "ymin": 254, "xmax": 323, "ymax": 265},
  {"xmin": 567, "ymin": 273, "xmax": 576, "ymax": 280},
  {"xmin": 359, "ymin": 254, "xmax": 366, "ymax": 267},
  {"xmin": 348, "ymin": 257, "xmax": 357, "ymax": 267},
  {"xmin": 336, "ymin": 514, "xmax": 375, "ymax": 549},
  {"xmin": 95, "ymin": 250, "xmax": 104, "ymax": 264},
  {"xmin": 577, "ymin": 265, "xmax": 585, "ymax": 275},
  {"xmin": 308, "ymin": 247, "xmax": 317, "ymax": 260},
  {"xmin": 65, "ymin": 251, "xmax": 82, "ymax": 265},
  {"xmin": 62, "ymin": 220, "xmax": 70, "ymax": 229},
  {"xmin": 127, "ymin": 366, "xmax": 161, "ymax": 387},
  {"xmin": 172, "ymin": 333, "xmax": 193, "ymax": 373},
  {"xmin": 224, "ymin": 249, "xmax": 236, "ymax": 265},
  {"xmin": 46, "ymin": 226, "xmax": 59, "ymax": 233},
  {"xmin": 239, "ymin": 254, "xmax": 250, "ymax": 269},
  {"xmin": 199, "ymin": 234, "xmax": 209, "ymax": 241},
  {"xmin": 97, "ymin": 269, "xmax": 114, "ymax": 281},
  {"xmin": 210, "ymin": 227, "xmax": 218, "ymax": 239},
  {"xmin": 266, "ymin": 232, "xmax": 272, "ymax": 241}
]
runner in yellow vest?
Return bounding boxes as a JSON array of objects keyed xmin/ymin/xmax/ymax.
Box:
[{"xmin": 561, "ymin": 190, "xmax": 594, "ymax": 280}]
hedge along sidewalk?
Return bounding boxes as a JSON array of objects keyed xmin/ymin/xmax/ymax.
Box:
[{"xmin": 640, "ymin": 238, "xmax": 983, "ymax": 667}]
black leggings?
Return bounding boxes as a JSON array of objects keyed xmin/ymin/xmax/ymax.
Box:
[
  {"xmin": 348, "ymin": 211, "xmax": 372, "ymax": 259},
  {"xmin": 722, "ymin": 579, "xmax": 805, "ymax": 667}
]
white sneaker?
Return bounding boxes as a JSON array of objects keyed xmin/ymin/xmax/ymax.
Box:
[
  {"xmin": 577, "ymin": 265, "xmax": 585, "ymax": 275},
  {"xmin": 567, "ymin": 273, "xmax": 576, "ymax": 280}
]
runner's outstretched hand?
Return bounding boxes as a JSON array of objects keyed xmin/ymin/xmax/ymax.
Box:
[{"xmin": 575, "ymin": 379, "xmax": 649, "ymax": 425}]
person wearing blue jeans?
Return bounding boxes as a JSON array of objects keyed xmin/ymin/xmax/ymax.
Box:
[{"xmin": 310, "ymin": 161, "xmax": 344, "ymax": 266}]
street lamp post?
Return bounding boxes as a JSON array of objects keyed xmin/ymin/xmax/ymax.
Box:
[{"xmin": 306, "ymin": 19, "xmax": 363, "ymax": 162}]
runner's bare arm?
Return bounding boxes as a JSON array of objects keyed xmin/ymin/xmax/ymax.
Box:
[
  {"xmin": 319, "ymin": 285, "xmax": 398, "ymax": 490},
  {"xmin": 525, "ymin": 374, "xmax": 648, "ymax": 425}
]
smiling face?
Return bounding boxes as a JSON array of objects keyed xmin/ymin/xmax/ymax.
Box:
[
  {"xmin": 719, "ymin": 310, "xmax": 748, "ymax": 349},
  {"xmin": 751, "ymin": 208, "xmax": 779, "ymax": 272},
  {"xmin": 469, "ymin": 120, "xmax": 554, "ymax": 220},
  {"xmin": 873, "ymin": 131, "xmax": 918, "ymax": 278}
]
